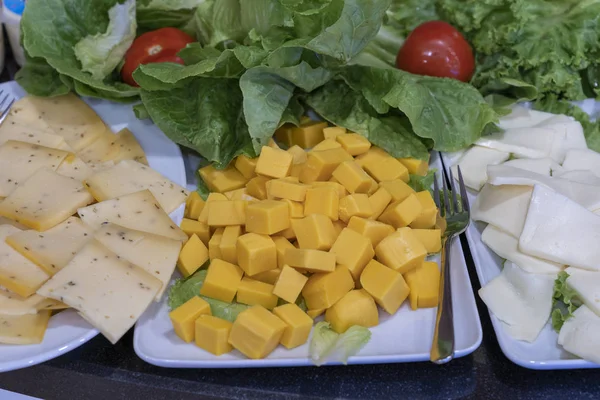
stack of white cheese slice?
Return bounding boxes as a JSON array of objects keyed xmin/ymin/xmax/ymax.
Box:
[{"xmin": 0, "ymin": 94, "xmax": 189, "ymax": 345}]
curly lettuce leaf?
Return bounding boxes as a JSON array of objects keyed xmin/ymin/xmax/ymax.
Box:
[
  {"xmin": 309, "ymin": 322, "xmax": 371, "ymax": 365},
  {"xmin": 408, "ymin": 169, "xmax": 436, "ymax": 193},
  {"xmin": 309, "ymin": 322, "xmax": 340, "ymax": 365},
  {"xmin": 551, "ymin": 271, "xmax": 582, "ymax": 332},
  {"xmin": 330, "ymin": 325, "xmax": 371, "ymax": 364}
]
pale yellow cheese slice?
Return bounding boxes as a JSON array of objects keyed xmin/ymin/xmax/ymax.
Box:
[
  {"xmin": 94, "ymin": 223, "xmax": 182, "ymax": 300},
  {"xmin": 3, "ymin": 97, "xmax": 54, "ymax": 131},
  {"xmin": 0, "ymin": 124, "xmax": 72, "ymax": 150},
  {"xmin": 0, "ymin": 168, "xmax": 94, "ymax": 231},
  {"xmin": 78, "ymin": 131, "xmax": 119, "ymax": 164},
  {"xmin": 0, "ymin": 216, "xmax": 27, "ymax": 229},
  {"xmin": 56, "ymin": 156, "xmax": 115, "ymax": 182},
  {"xmin": 5, "ymin": 217, "xmax": 93, "ymax": 275},
  {"xmin": 35, "ymin": 297, "xmax": 68, "ymax": 311},
  {"xmin": 84, "ymin": 160, "xmax": 189, "ymax": 214},
  {"xmin": 109, "ymin": 128, "xmax": 148, "ymax": 165},
  {"xmin": 0, "ymin": 288, "xmax": 45, "ymax": 315},
  {"xmin": 37, "ymin": 240, "xmax": 161, "ymax": 344},
  {"xmin": 0, "ymin": 225, "xmax": 50, "ymax": 297},
  {"xmin": 78, "ymin": 190, "xmax": 187, "ymax": 241},
  {"xmin": 0, "ymin": 311, "xmax": 51, "ymax": 344}
]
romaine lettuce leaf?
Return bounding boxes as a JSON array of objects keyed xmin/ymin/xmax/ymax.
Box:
[
  {"xmin": 309, "ymin": 321, "xmax": 339, "ymax": 365},
  {"xmin": 551, "ymin": 271, "xmax": 582, "ymax": 332},
  {"xmin": 408, "ymin": 170, "xmax": 436, "ymax": 193},
  {"xmin": 329, "ymin": 325, "xmax": 371, "ymax": 364},
  {"xmin": 15, "ymin": 55, "xmax": 71, "ymax": 97},
  {"xmin": 309, "ymin": 322, "xmax": 371, "ymax": 365}
]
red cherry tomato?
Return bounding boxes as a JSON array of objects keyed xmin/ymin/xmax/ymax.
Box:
[
  {"xmin": 121, "ymin": 27, "xmax": 196, "ymax": 87},
  {"xmin": 396, "ymin": 21, "xmax": 475, "ymax": 82}
]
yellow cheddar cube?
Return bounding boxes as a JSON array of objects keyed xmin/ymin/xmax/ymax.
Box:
[
  {"xmin": 403, "ymin": 261, "xmax": 440, "ymax": 310},
  {"xmin": 281, "ymin": 199, "xmax": 304, "ymax": 219},
  {"xmin": 290, "ymin": 121, "xmax": 327, "ymax": 148},
  {"xmin": 246, "ymin": 175, "xmax": 271, "ymax": 200},
  {"xmin": 398, "ymin": 157, "xmax": 429, "ymax": 176},
  {"xmin": 332, "ymin": 220, "xmax": 345, "ymax": 237},
  {"xmin": 304, "ymin": 187, "xmax": 339, "ymax": 221},
  {"xmin": 272, "ymin": 236, "xmax": 295, "ymax": 268},
  {"xmin": 266, "ymin": 178, "xmax": 308, "ymax": 201},
  {"xmin": 199, "ymin": 164, "xmax": 247, "ymax": 193},
  {"xmin": 253, "ymin": 268, "xmax": 282, "ymax": 285},
  {"xmin": 302, "ymin": 265, "xmax": 354, "ymax": 309},
  {"xmin": 224, "ymin": 188, "xmax": 247, "ymax": 200},
  {"xmin": 272, "ymin": 265, "xmax": 308, "ymax": 303},
  {"xmin": 336, "ymin": 133, "xmax": 371, "ymax": 156},
  {"xmin": 436, "ymin": 213, "xmax": 447, "ymax": 235},
  {"xmin": 411, "ymin": 229, "xmax": 442, "ymax": 253},
  {"xmin": 289, "ymin": 162, "xmax": 304, "ymax": 178},
  {"xmin": 237, "ymin": 277, "xmax": 278, "ymax": 309},
  {"xmin": 323, "ymin": 126, "xmax": 346, "ymax": 140},
  {"xmin": 367, "ymin": 175, "xmax": 379, "ymax": 195},
  {"xmin": 347, "ymin": 217, "xmax": 394, "ymax": 248},
  {"xmin": 169, "ymin": 296, "xmax": 211, "ymax": 343},
  {"xmin": 195, "ymin": 315, "xmax": 233, "ymax": 355},
  {"xmin": 198, "ymin": 193, "xmax": 228, "ymax": 224},
  {"xmin": 284, "ymin": 248, "xmax": 336, "ymax": 273},
  {"xmin": 311, "ymin": 181, "xmax": 347, "ymax": 198},
  {"xmin": 363, "ymin": 157, "xmax": 409, "ymax": 183},
  {"xmin": 378, "ymin": 193, "xmax": 422, "ymax": 228},
  {"xmin": 228, "ymin": 305, "xmax": 287, "ymax": 359},
  {"xmin": 275, "ymin": 124, "xmax": 294, "ymax": 147},
  {"xmin": 312, "ymin": 138, "xmax": 342, "ymax": 152},
  {"xmin": 273, "ymin": 303, "xmax": 313, "ymax": 349},
  {"xmin": 208, "ymin": 227, "xmax": 224, "ymax": 260},
  {"xmin": 325, "ymin": 289, "xmax": 378, "ymax": 333},
  {"xmin": 291, "ymin": 214, "xmax": 337, "ymax": 250},
  {"xmin": 355, "ymin": 147, "xmax": 389, "ymax": 168},
  {"xmin": 220, "ymin": 225, "xmax": 243, "ymax": 264},
  {"xmin": 287, "ymin": 145, "xmax": 307, "ymax": 164},
  {"xmin": 255, "ymin": 146, "xmax": 293, "ymax": 178},
  {"xmin": 339, "ymin": 193, "xmax": 373, "ymax": 223},
  {"xmin": 306, "ymin": 308, "xmax": 325, "ymax": 319},
  {"xmin": 177, "ymin": 234, "xmax": 209, "ymax": 277},
  {"xmin": 368, "ymin": 187, "xmax": 392, "ymax": 220},
  {"xmin": 299, "ymin": 148, "xmax": 353, "ymax": 183},
  {"xmin": 180, "ymin": 218, "xmax": 210, "ymax": 245},
  {"xmin": 237, "ymin": 233, "xmax": 277, "ymax": 276},
  {"xmin": 234, "ymin": 155, "xmax": 258, "ymax": 179},
  {"xmin": 246, "ymin": 200, "xmax": 290, "ymax": 235},
  {"xmin": 378, "ymin": 179, "xmax": 415, "ymax": 202},
  {"xmin": 375, "ymin": 228, "xmax": 427, "ymax": 273},
  {"xmin": 410, "ymin": 191, "xmax": 438, "ymax": 229},
  {"xmin": 330, "ymin": 228, "xmax": 375, "ymax": 282},
  {"xmin": 199, "ymin": 259, "xmax": 244, "ymax": 302},
  {"xmin": 280, "ymin": 224, "xmax": 296, "ymax": 240},
  {"xmin": 268, "ymin": 138, "xmax": 280, "ymax": 149},
  {"xmin": 185, "ymin": 192, "xmax": 205, "ymax": 220},
  {"xmin": 360, "ymin": 259, "xmax": 409, "ymax": 314},
  {"xmin": 207, "ymin": 200, "xmax": 247, "ymax": 227},
  {"xmin": 332, "ymin": 161, "xmax": 372, "ymax": 194}
]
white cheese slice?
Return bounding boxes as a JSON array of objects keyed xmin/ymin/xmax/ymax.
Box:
[
  {"xmin": 450, "ymin": 146, "xmax": 510, "ymax": 191},
  {"xmin": 5, "ymin": 217, "xmax": 93, "ymax": 276},
  {"xmin": 497, "ymin": 106, "xmax": 557, "ymax": 130},
  {"xmin": 545, "ymin": 120, "xmax": 587, "ymax": 163},
  {"xmin": 558, "ymin": 305, "xmax": 600, "ymax": 364},
  {"xmin": 472, "ymin": 184, "xmax": 532, "ymax": 238},
  {"xmin": 0, "ymin": 140, "xmax": 70, "ymax": 197},
  {"xmin": 0, "ymin": 311, "xmax": 52, "ymax": 344},
  {"xmin": 94, "ymin": 223, "xmax": 181, "ymax": 300},
  {"xmin": 479, "ymin": 261, "xmax": 555, "ymax": 342},
  {"xmin": 561, "ymin": 149, "xmax": 600, "ymax": 177},
  {"xmin": 501, "ymin": 158, "xmax": 553, "ymax": 176},
  {"xmin": 109, "ymin": 128, "xmax": 148, "ymax": 165},
  {"xmin": 564, "ymin": 267, "xmax": 600, "ymax": 317},
  {"xmin": 0, "ymin": 225, "xmax": 50, "ymax": 297},
  {"xmin": 481, "ymin": 224, "xmax": 563, "ymax": 274},
  {"xmin": 0, "ymin": 288, "xmax": 45, "ymax": 315},
  {"xmin": 553, "ymin": 170, "xmax": 600, "ymax": 186},
  {"xmin": 0, "ymin": 168, "xmax": 94, "ymax": 231},
  {"xmin": 37, "ymin": 240, "xmax": 161, "ymax": 344},
  {"xmin": 0, "ymin": 124, "xmax": 72, "ymax": 150},
  {"xmin": 519, "ymin": 185, "xmax": 600, "ymax": 270},
  {"xmin": 78, "ymin": 190, "xmax": 187, "ymax": 241},
  {"xmin": 0, "ymin": 216, "xmax": 27, "ymax": 229},
  {"xmin": 84, "ymin": 160, "xmax": 189, "ymax": 214},
  {"xmin": 476, "ymin": 127, "xmax": 554, "ymax": 159}
]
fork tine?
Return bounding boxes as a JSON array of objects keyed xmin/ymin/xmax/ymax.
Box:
[
  {"xmin": 0, "ymin": 96, "xmax": 14, "ymax": 125},
  {"xmin": 433, "ymin": 172, "xmax": 441, "ymax": 209},
  {"xmin": 0, "ymin": 92, "xmax": 10, "ymax": 109},
  {"xmin": 448, "ymin": 167, "xmax": 459, "ymax": 213},
  {"xmin": 441, "ymin": 171, "xmax": 452, "ymax": 216},
  {"xmin": 457, "ymin": 165, "xmax": 470, "ymax": 212}
]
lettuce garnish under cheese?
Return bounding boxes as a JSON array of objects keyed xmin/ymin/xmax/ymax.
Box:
[{"xmin": 551, "ymin": 271, "xmax": 582, "ymax": 332}]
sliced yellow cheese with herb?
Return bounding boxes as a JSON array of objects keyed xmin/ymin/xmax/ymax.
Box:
[
  {"xmin": 2, "ymin": 97, "xmax": 54, "ymax": 131},
  {"xmin": 0, "ymin": 124, "xmax": 72, "ymax": 150},
  {"xmin": 0, "ymin": 216, "xmax": 27, "ymax": 229},
  {"xmin": 56, "ymin": 156, "xmax": 95, "ymax": 181},
  {"xmin": 109, "ymin": 128, "xmax": 148, "ymax": 165},
  {"xmin": 78, "ymin": 131, "xmax": 119, "ymax": 164},
  {"xmin": 0, "ymin": 310, "xmax": 51, "ymax": 344},
  {"xmin": 0, "ymin": 288, "xmax": 46, "ymax": 315}
]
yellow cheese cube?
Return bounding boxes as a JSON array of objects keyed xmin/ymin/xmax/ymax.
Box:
[
  {"xmin": 332, "ymin": 220, "xmax": 345, "ymax": 237},
  {"xmin": 279, "ymin": 224, "xmax": 296, "ymax": 240},
  {"xmin": 246, "ymin": 175, "xmax": 271, "ymax": 200},
  {"xmin": 180, "ymin": 218, "xmax": 210, "ymax": 245},
  {"xmin": 169, "ymin": 296, "xmax": 212, "ymax": 343},
  {"xmin": 275, "ymin": 124, "xmax": 294, "ymax": 147},
  {"xmin": 368, "ymin": 187, "xmax": 392, "ymax": 220},
  {"xmin": 289, "ymin": 163, "xmax": 304, "ymax": 178},
  {"xmin": 306, "ymin": 308, "xmax": 325, "ymax": 319},
  {"xmin": 403, "ymin": 261, "xmax": 440, "ymax": 310},
  {"xmin": 347, "ymin": 217, "xmax": 394, "ymax": 248},
  {"xmin": 299, "ymin": 148, "xmax": 353, "ymax": 183},
  {"xmin": 284, "ymin": 248, "xmax": 336, "ymax": 273},
  {"xmin": 323, "ymin": 126, "xmax": 346, "ymax": 140},
  {"xmin": 398, "ymin": 157, "xmax": 429, "ymax": 176},
  {"xmin": 195, "ymin": 315, "xmax": 233, "ymax": 355},
  {"xmin": 304, "ymin": 187, "xmax": 339, "ymax": 221},
  {"xmin": 272, "ymin": 236, "xmax": 295, "ymax": 268},
  {"xmin": 378, "ymin": 179, "xmax": 415, "ymax": 202},
  {"xmin": 223, "ymin": 188, "xmax": 247, "ymax": 200},
  {"xmin": 228, "ymin": 305, "xmax": 286, "ymax": 359},
  {"xmin": 378, "ymin": 194, "xmax": 422, "ymax": 228},
  {"xmin": 410, "ymin": 191, "xmax": 438, "ymax": 229},
  {"xmin": 255, "ymin": 146, "xmax": 293, "ymax": 178},
  {"xmin": 355, "ymin": 147, "xmax": 389, "ymax": 169},
  {"xmin": 339, "ymin": 194, "xmax": 373, "ymax": 223},
  {"xmin": 330, "ymin": 228, "xmax": 374, "ymax": 281},
  {"xmin": 266, "ymin": 178, "xmax": 308, "ymax": 201},
  {"xmin": 246, "ymin": 200, "xmax": 290, "ymax": 235},
  {"xmin": 436, "ymin": 213, "xmax": 447, "ymax": 235},
  {"xmin": 281, "ymin": 199, "xmax": 304, "ymax": 219},
  {"xmin": 199, "ymin": 164, "xmax": 247, "ymax": 193},
  {"xmin": 314, "ymin": 182, "xmax": 348, "ymax": 199},
  {"xmin": 360, "ymin": 259, "xmax": 409, "ymax": 314},
  {"xmin": 198, "ymin": 193, "xmax": 228, "ymax": 224},
  {"xmin": 290, "ymin": 121, "xmax": 327, "ymax": 148},
  {"xmin": 336, "ymin": 133, "xmax": 371, "ymax": 156},
  {"xmin": 375, "ymin": 228, "xmax": 427, "ymax": 273},
  {"xmin": 208, "ymin": 228, "xmax": 224, "ymax": 260},
  {"xmin": 207, "ymin": 200, "xmax": 247, "ymax": 227},
  {"xmin": 272, "ymin": 265, "xmax": 308, "ymax": 303},
  {"xmin": 237, "ymin": 233, "xmax": 277, "ymax": 276},
  {"xmin": 199, "ymin": 259, "xmax": 244, "ymax": 302},
  {"xmin": 185, "ymin": 192, "xmax": 205, "ymax": 220},
  {"xmin": 234, "ymin": 155, "xmax": 258, "ymax": 179},
  {"xmin": 268, "ymin": 138, "xmax": 280, "ymax": 149},
  {"xmin": 287, "ymin": 145, "xmax": 307, "ymax": 164},
  {"xmin": 367, "ymin": 175, "xmax": 379, "ymax": 195},
  {"xmin": 411, "ymin": 229, "xmax": 442, "ymax": 253},
  {"xmin": 291, "ymin": 214, "xmax": 337, "ymax": 250},
  {"xmin": 331, "ymin": 161, "xmax": 372, "ymax": 194},
  {"xmin": 273, "ymin": 303, "xmax": 313, "ymax": 349},
  {"xmin": 177, "ymin": 234, "xmax": 209, "ymax": 277},
  {"xmin": 325, "ymin": 289, "xmax": 378, "ymax": 333},
  {"xmin": 220, "ymin": 225, "xmax": 243, "ymax": 264},
  {"xmin": 237, "ymin": 277, "xmax": 278, "ymax": 309},
  {"xmin": 363, "ymin": 157, "xmax": 409, "ymax": 183},
  {"xmin": 253, "ymin": 268, "xmax": 282, "ymax": 285},
  {"xmin": 302, "ymin": 265, "xmax": 354, "ymax": 309},
  {"xmin": 312, "ymin": 139, "xmax": 342, "ymax": 152}
]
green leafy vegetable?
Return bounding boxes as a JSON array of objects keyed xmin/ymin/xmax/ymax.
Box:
[
  {"xmin": 309, "ymin": 321, "xmax": 340, "ymax": 365},
  {"xmin": 551, "ymin": 271, "xmax": 582, "ymax": 332},
  {"xmin": 330, "ymin": 325, "xmax": 371, "ymax": 364},
  {"xmin": 309, "ymin": 322, "xmax": 371, "ymax": 365},
  {"xmin": 408, "ymin": 170, "xmax": 436, "ymax": 193},
  {"xmin": 15, "ymin": 56, "xmax": 71, "ymax": 97}
]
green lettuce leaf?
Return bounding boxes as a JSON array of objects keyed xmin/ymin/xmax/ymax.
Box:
[
  {"xmin": 408, "ymin": 170, "xmax": 436, "ymax": 193},
  {"xmin": 15, "ymin": 55, "xmax": 71, "ymax": 97},
  {"xmin": 136, "ymin": 0, "xmax": 203, "ymax": 34},
  {"xmin": 329, "ymin": 325, "xmax": 371, "ymax": 364},
  {"xmin": 309, "ymin": 321, "xmax": 339, "ymax": 365},
  {"xmin": 551, "ymin": 271, "xmax": 582, "ymax": 332},
  {"xmin": 309, "ymin": 322, "xmax": 371, "ymax": 365}
]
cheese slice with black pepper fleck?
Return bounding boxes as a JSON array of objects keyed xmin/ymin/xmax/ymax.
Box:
[
  {"xmin": 78, "ymin": 131, "xmax": 120, "ymax": 164},
  {"xmin": 56, "ymin": 157, "xmax": 115, "ymax": 182},
  {"xmin": 0, "ymin": 216, "xmax": 27, "ymax": 230},
  {"xmin": 0, "ymin": 310, "xmax": 51, "ymax": 344},
  {"xmin": 0, "ymin": 225, "xmax": 50, "ymax": 297},
  {"xmin": 0, "ymin": 124, "xmax": 72, "ymax": 150},
  {"xmin": 37, "ymin": 240, "xmax": 161, "ymax": 344},
  {"xmin": 84, "ymin": 160, "xmax": 189, "ymax": 214},
  {"xmin": 5, "ymin": 217, "xmax": 93, "ymax": 275},
  {"xmin": 109, "ymin": 128, "xmax": 148, "ymax": 165},
  {"xmin": 0, "ymin": 140, "xmax": 70, "ymax": 197},
  {"xmin": 0, "ymin": 168, "xmax": 95, "ymax": 231},
  {"xmin": 2, "ymin": 97, "xmax": 54, "ymax": 132},
  {"xmin": 78, "ymin": 190, "xmax": 187, "ymax": 241},
  {"xmin": 94, "ymin": 223, "xmax": 181, "ymax": 301},
  {"xmin": 0, "ymin": 288, "xmax": 45, "ymax": 315}
]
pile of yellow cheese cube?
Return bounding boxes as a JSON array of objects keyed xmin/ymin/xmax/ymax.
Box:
[{"xmin": 169, "ymin": 120, "xmax": 444, "ymax": 359}]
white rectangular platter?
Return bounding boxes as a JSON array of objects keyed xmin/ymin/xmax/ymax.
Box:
[{"xmin": 133, "ymin": 152, "xmax": 482, "ymax": 368}]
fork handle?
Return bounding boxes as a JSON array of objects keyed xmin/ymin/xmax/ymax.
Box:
[{"xmin": 430, "ymin": 235, "xmax": 455, "ymax": 364}]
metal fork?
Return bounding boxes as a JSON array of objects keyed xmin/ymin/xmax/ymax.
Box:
[
  {"xmin": 430, "ymin": 165, "xmax": 470, "ymax": 364},
  {"xmin": 0, "ymin": 90, "xmax": 15, "ymax": 125}
]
